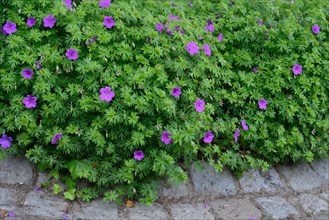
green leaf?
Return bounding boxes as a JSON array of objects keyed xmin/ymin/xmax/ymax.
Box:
[
  {"xmin": 50, "ymin": 169, "xmax": 59, "ymax": 180},
  {"xmin": 66, "ymin": 160, "xmax": 92, "ymax": 179},
  {"xmin": 52, "ymin": 183, "xmax": 62, "ymax": 195},
  {"xmin": 64, "ymin": 189, "xmax": 76, "ymax": 201}
]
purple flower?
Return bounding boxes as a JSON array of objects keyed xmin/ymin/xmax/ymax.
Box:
[
  {"xmin": 168, "ymin": 14, "xmax": 180, "ymax": 20},
  {"xmin": 99, "ymin": 0, "xmax": 111, "ymax": 8},
  {"xmin": 186, "ymin": 42, "xmax": 200, "ymax": 55},
  {"xmin": 63, "ymin": 0, "xmax": 73, "ymax": 9},
  {"xmin": 218, "ymin": 33, "xmax": 223, "ymax": 42},
  {"xmin": 26, "ymin": 18, "xmax": 36, "ymax": 27},
  {"xmin": 204, "ymin": 202, "xmax": 209, "ymax": 208},
  {"xmin": 207, "ymin": 20, "xmax": 213, "ymax": 25},
  {"xmin": 133, "ymin": 150, "xmax": 145, "ymax": 161},
  {"xmin": 22, "ymin": 68, "xmax": 34, "ymax": 79},
  {"xmin": 241, "ymin": 120, "xmax": 249, "ymax": 131},
  {"xmin": 35, "ymin": 60, "xmax": 42, "ymax": 70},
  {"xmin": 258, "ymin": 98, "xmax": 268, "ymax": 110},
  {"xmin": 161, "ymin": 131, "xmax": 173, "ymax": 145},
  {"xmin": 23, "ymin": 95, "xmax": 37, "ymax": 108},
  {"xmin": 51, "ymin": 132, "xmax": 62, "ymax": 145},
  {"xmin": 188, "ymin": 4, "xmax": 192, "ymax": 7},
  {"xmin": 204, "ymin": 131, "xmax": 214, "ymax": 143},
  {"xmin": 8, "ymin": 212, "xmax": 15, "ymax": 217},
  {"xmin": 43, "ymin": 14, "xmax": 56, "ymax": 28},
  {"xmin": 194, "ymin": 98, "xmax": 205, "ymax": 112},
  {"xmin": 257, "ymin": 20, "xmax": 264, "ymax": 25},
  {"xmin": 205, "ymin": 24, "xmax": 214, "ymax": 33},
  {"xmin": 3, "ymin": 21, "xmax": 17, "ymax": 34},
  {"xmin": 66, "ymin": 48, "xmax": 78, "ymax": 60},
  {"xmin": 312, "ymin": 24, "xmax": 320, "ymax": 34},
  {"xmin": 252, "ymin": 67, "xmax": 258, "ymax": 73},
  {"xmin": 292, "ymin": 64, "xmax": 302, "ymax": 75},
  {"xmin": 103, "ymin": 16, "xmax": 115, "ymax": 29},
  {"xmin": 203, "ymin": 44, "xmax": 212, "ymax": 56},
  {"xmin": 234, "ymin": 128, "xmax": 240, "ymax": 142},
  {"xmin": 99, "ymin": 86, "xmax": 115, "ymax": 102},
  {"xmin": 155, "ymin": 23, "xmax": 163, "ymax": 33},
  {"xmin": 0, "ymin": 134, "xmax": 13, "ymax": 149},
  {"xmin": 198, "ymin": 37, "xmax": 203, "ymax": 41},
  {"xmin": 171, "ymin": 87, "xmax": 181, "ymax": 97}
]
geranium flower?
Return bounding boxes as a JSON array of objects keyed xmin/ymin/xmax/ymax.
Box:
[
  {"xmin": 103, "ymin": 16, "xmax": 115, "ymax": 28},
  {"xmin": 203, "ymin": 44, "xmax": 212, "ymax": 56},
  {"xmin": 22, "ymin": 68, "xmax": 34, "ymax": 79},
  {"xmin": 234, "ymin": 128, "xmax": 240, "ymax": 142},
  {"xmin": 0, "ymin": 134, "xmax": 13, "ymax": 149},
  {"xmin": 66, "ymin": 48, "xmax": 78, "ymax": 60},
  {"xmin": 155, "ymin": 23, "xmax": 163, "ymax": 33},
  {"xmin": 43, "ymin": 14, "xmax": 56, "ymax": 28},
  {"xmin": 292, "ymin": 64, "xmax": 302, "ymax": 75},
  {"xmin": 3, "ymin": 21, "xmax": 17, "ymax": 34},
  {"xmin": 133, "ymin": 150, "xmax": 144, "ymax": 161},
  {"xmin": 186, "ymin": 42, "xmax": 200, "ymax": 55},
  {"xmin": 99, "ymin": 86, "xmax": 115, "ymax": 102},
  {"xmin": 241, "ymin": 120, "xmax": 249, "ymax": 131},
  {"xmin": 26, "ymin": 18, "xmax": 36, "ymax": 27},
  {"xmin": 63, "ymin": 0, "xmax": 72, "ymax": 9},
  {"xmin": 23, "ymin": 95, "xmax": 37, "ymax": 108},
  {"xmin": 51, "ymin": 133, "xmax": 62, "ymax": 144},
  {"xmin": 99, "ymin": 0, "xmax": 111, "ymax": 8},
  {"xmin": 161, "ymin": 131, "xmax": 173, "ymax": 145},
  {"xmin": 204, "ymin": 131, "xmax": 214, "ymax": 143},
  {"xmin": 258, "ymin": 98, "xmax": 268, "ymax": 110},
  {"xmin": 171, "ymin": 87, "xmax": 181, "ymax": 97},
  {"xmin": 218, "ymin": 33, "xmax": 223, "ymax": 42},
  {"xmin": 194, "ymin": 98, "xmax": 205, "ymax": 112},
  {"xmin": 312, "ymin": 24, "xmax": 320, "ymax": 34}
]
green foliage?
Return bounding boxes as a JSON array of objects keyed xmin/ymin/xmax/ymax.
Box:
[{"xmin": 1, "ymin": 0, "xmax": 328, "ymax": 204}]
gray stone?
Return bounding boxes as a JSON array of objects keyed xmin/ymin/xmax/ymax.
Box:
[
  {"xmin": 255, "ymin": 196, "xmax": 300, "ymax": 219},
  {"xmin": 209, "ymin": 198, "xmax": 262, "ymax": 219},
  {"xmin": 239, "ymin": 167, "xmax": 283, "ymax": 193},
  {"xmin": 170, "ymin": 203, "xmax": 214, "ymax": 220},
  {"xmin": 36, "ymin": 171, "xmax": 51, "ymax": 186},
  {"xmin": 310, "ymin": 159, "xmax": 329, "ymax": 181},
  {"xmin": 276, "ymin": 163, "xmax": 325, "ymax": 192},
  {"xmin": 72, "ymin": 200, "xmax": 118, "ymax": 219},
  {"xmin": 319, "ymin": 191, "xmax": 329, "ymax": 201},
  {"xmin": 0, "ymin": 156, "xmax": 33, "ymax": 185},
  {"xmin": 190, "ymin": 163, "xmax": 237, "ymax": 197},
  {"xmin": 297, "ymin": 194, "xmax": 328, "ymax": 215},
  {"xmin": 0, "ymin": 188, "xmax": 17, "ymax": 205},
  {"xmin": 158, "ymin": 180, "xmax": 189, "ymax": 199},
  {"xmin": 127, "ymin": 203, "xmax": 168, "ymax": 220},
  {"xmin": 23, "ymin": 190, "xmax": 68, "ymax": 218}
]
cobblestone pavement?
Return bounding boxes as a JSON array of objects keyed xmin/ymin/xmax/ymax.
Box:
[{"xmin": 0, "ymin": 156, "xmax": 328, "ymax": 219}]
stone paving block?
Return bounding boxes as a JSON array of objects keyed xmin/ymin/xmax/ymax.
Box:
[
  {"xmin": 276, "ymin": 163, "xmax": 325, "ymax": 192},
  {"xmin": 23, "ymin": 190, "xmax": 68, "ymax": 218},
  {"xmin": 309, "ymin": 159, "xmax": 329, "ymax": 181},
  {"xmin": 158, "ymin": 180, "xmax": 189, "ymax": 199},
  {"xmin": 0, "ymin": 188, "xmax": 17, "ymax": 205},
  {"xmin": 255, "ymin": 196, "xmax": 300, "ymax": 219},
  {"xmin": 127, "ymin": 203, "xmax": 168, "ymax": 220},
  {"xmin": 297, "ymin": 194, "xmax": 328, "ymax": 215},
  {"xmin": 209, "ymin": 198, "xmax": 262, "ymax": 219},
  {"xmin": 72, "ymin": 200, "xmax": 119, "ymax": 219},
  {"xmin": 170, "ymin": 203, "xmax": 214, "ymax": 220},
  {"xmin": 0, "ymin": 156, "xmax": 33, "ymax": 185},
  {"xmin": 190, "ymin": 163, "xmax": 237, "ymax": 197},
  {"xmin": 319, "ymin": 191, "xmax": 329, "ymax": 201},
  {"xmin": 239, "ymin": 167, "xmax": 283, "ymax": 193}
]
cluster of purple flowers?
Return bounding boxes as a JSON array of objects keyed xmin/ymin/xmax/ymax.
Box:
[{"xmin": 155, "ymin": 14, "xmax": 184, "ymax": 36}]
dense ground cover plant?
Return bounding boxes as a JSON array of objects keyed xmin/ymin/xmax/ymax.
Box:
[{"xmin": 1, "ymin": 0, "xmax": 328, "ymax": 204}]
